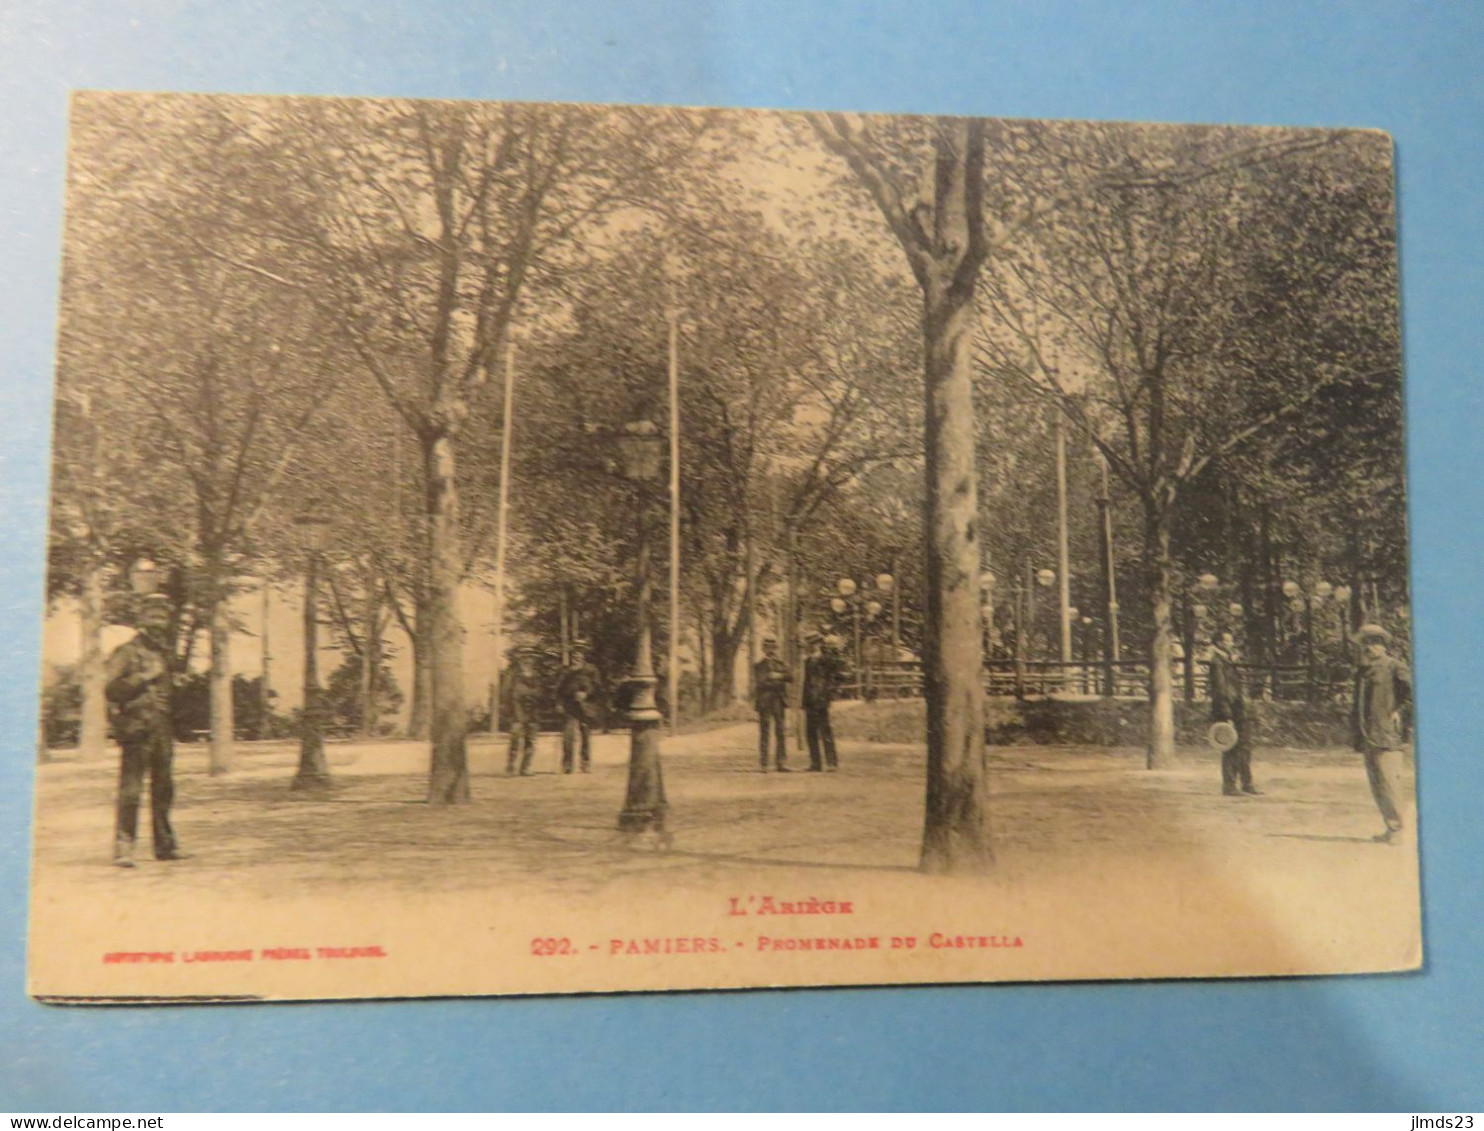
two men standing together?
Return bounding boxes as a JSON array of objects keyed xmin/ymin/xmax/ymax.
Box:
[
  {"xmin": 1207, "ymin": 623, "xmax": 1412, "ymax": 842},
  {"xmin": 754, "ymin": 633, "xmax": 843, "ymax": 773},
  {"xmin": 502, "ymin": 642, "xmax": 604, "ymax": 776}
]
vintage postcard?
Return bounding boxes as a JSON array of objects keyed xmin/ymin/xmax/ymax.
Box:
[{"xmin": 30, "ymin": 92, "xmax": 1419, "ymax": 1002}]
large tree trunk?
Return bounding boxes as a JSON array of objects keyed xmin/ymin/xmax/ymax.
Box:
[
  {"xmin": 709, "ymin": 617, "xmax": 743, "ymax": 708},
  {"xmin": 208, "ymin": 592, "xmax": 234, "ymax": 775},
  {"xmin": 918, "ymin": 260, "xmax": 993, "ymax": 874},
  {"xmin": 810, "ymin": 112, "xmax": 992, "ymax": 873},
  {"xmin": 424, "ymin": 431, "xmax": 470, "ymax": 803},
  {"xmin": 77, "ymin": 561, "xmax": 108, "ymax": 760},
  {"xmin": 1145, "ymin": 506, "xmax": 1177, "ymax": 769}
]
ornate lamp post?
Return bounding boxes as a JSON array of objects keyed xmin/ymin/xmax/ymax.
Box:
[
  {"xmin": 1333, "ymin": 584, "xmax": 1353, "ymax": 650},
  {"xmin": 978, "ymin": 570, "xmax": 996, "ymax": 666},
  {"xmin": 832, "ymin": 575, "xmax": 889, "ymax": 697},
  {"xmin": 876, "ymin": 571, "xmax": 898, "ymax": 653},
  {"xmin": 1033, "ymin": 566, "xmax": 1055, "ymax": 679},
  {"xmin": 291, "ymin": 501, "xmax": 332, "ymax": 792},
  {"xmin": 1281, "ymin": 575, "xmax": 1335, "ymax": 699},
  {"xmin": 613, "ymin": 415, "xmax": 670, "ymax": 843}
]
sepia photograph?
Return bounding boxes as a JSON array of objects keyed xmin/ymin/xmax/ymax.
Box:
[{"xmin": 30, "ymin": 92, "xmax": 1418, "ymax": 1002}]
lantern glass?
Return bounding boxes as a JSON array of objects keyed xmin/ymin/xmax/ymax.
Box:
[
  {"xmin": 128, "ymin": 558, "xmax": 161, "ymax": 596},
  {"xmin": 1281, "ymin": 579, "xmax": 1300, "ymax": 598},
  {"xmin": 1333, "ymin": 584, "xmax": 1352, "ymax": 603},
  {"xmin": 837, "ymin": 577, "xmax": 857, "ymax": 597},
  {"xmin": 875, "ymin": 572, "xmax": 895, "ymax": 593},
  {"xmin": 865, "ymin": 600, "xmax": 883, "ymax": 618},
  {"xmin": 829, "ymin": 597, "xmax": 847, "ymax": 615},
  {"xmin": 1199, "ymin": 572, "xmax": 1219, "ymax": 590},
  {"xmin": 1229, "ymin": 602, "xmax": 1244, "ymax": 617},
  {"xmin": 1035, "ymin": 568, "xmax": 1055, "ymax": 587},
  {"xmin": 1314, "ymin": 580, "xmax": 1333, "ymax": 600},
  {"xmin": 294, "ymin": 504, "xmax": 332, "ymax": 552},
  {"xmin": 615, "ymin": 419, "xmax": 664, "ymax": 482},
  {"xmin": 1192, "ymin": 604, "xmax": 1207, "ymax": 619}
]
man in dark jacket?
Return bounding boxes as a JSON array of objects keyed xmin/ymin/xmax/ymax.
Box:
[
  {"xmin": 104, "ymin": 594, "xmax": 182, "ymax": 867},
  {"xmin": 556, "ymin": 641, "xmax": 602, "ymax": 774},
  {"xmin": 1351, "ymin": 623, "xmax": 1413, "ymax": 843},
  {"xmin": 753, "ymin": 636, "xmax": 791, "ymax": 771},
  {"xmin": 501, "ymin": 648, "xmax": 541, "ymax": 776},
  {"xmin": 802, "ymin": 633, "xmax": 842, "ymax": 772},
  {"xmin": 1208, "ymin": 631, "xmax": 1258, "ymax": 796}
]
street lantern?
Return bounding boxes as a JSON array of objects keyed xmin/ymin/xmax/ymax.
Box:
[
  {"xmin": 829, "ymin": 596, "xmax": 847, "ymax": 615},
  {"xmin": 865, "ymin": 599, "xmax": 883, "ymax": 619},
  {"xmin": 1229, "ymin": 602, "xmax": 1244, "ymax": 618},
  {"xmin": 1281, "ymin": 579, "xmax": 1300, "ymax": 599},
  {"xmin": 1035, "ymin": 568, "xmax": 1055, "ymax": 588},
  {"xmin": 1314, "ymin": 579, "xmax": 1333, "ymax": 601},
  {"xmin": 1192, "ymin": 603, "xmax": 1208, "ymax": 620},
  {"xmin": 837, "ymin": 577, "xmax": 858, "ymax": 598},
  {"xmin": 875, "ymin": 573, "xmax": 894, "ymax": 593},
  {"xmin": 128, "ymin": 558, "xmax": 162, "ymax": 596},
  {"xmin": 614, "ymin": 417, "xmax": 665, "ymax": 483},
  {"xmin": 1198, "ymin": 572, "xmax": 1219, "ymax": 591},
  {"xmin": 1333, "ymin": 584, "xmax": 1352, "ymax": 604},
  {"xmin": 614, "ymin": 412, "xmax": 669, "ymax": 843}
]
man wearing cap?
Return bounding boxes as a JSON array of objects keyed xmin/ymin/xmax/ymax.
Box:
[
  {"xmin": 802, "ymin": 633, "xmax": 842, "ymax": 772},
  {"xmin": 501, "ymin": 648, "xmax": 541, "ymax": 776},
  {"xmin": 556, "ymin": 641, "xmax": 603, "ymax": 774},
  {"xmin": 104, "ymin": 594, "xmax": 183, "ymax": 867},
  {"xmin": 1208, "ymin": 631, "xmax": 1259, "ymax": 796},
  {"xmin": 1351, "ymin": 624, "xmax": 1413, "ymax": 843},
  {"xmin": 753, "ymin": 636, "xmax": 791, "ymax": 771}
]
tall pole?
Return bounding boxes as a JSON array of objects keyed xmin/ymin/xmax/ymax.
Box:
[
  {"xmin": 853, "ymin": 598, "xmax": 863, "ymax": 695},
  {"xmin": 1097, "ymin": 452, "xmax": 1120, "ymax": 696},
  {"xmin": 292, "ymin": 545, "xmax": 330, "ymax": 791},
  {"xmin": 890, "ymin": 551, "xmax": 901, "ymax": 652},
  {"xmin": 261, "ymin": 581, "xmax": 272, "ymax": 737},
  {"xmin": 786, "ymin": 519, "xmax": 802, "ymax": 746},
  {"xmin": 1024, "ymin": 556, "xmax": 1037, "ymax": 661},
  {"xmin": 558, "ymin": 586, "xmax": 570, "ymax": 666},
  {"xmin": 1056, "ymin": 414, "xmax": 1072, "ymax": 665},
  {"xmin": 667, "ymin": 293, "xmax": 681, "ymax": 735},
  {"xmin": 491, "ymin": 334, "xmax": 517, "ymax": 734}
]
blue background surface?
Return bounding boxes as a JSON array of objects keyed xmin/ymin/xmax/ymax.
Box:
[{"xmin": 2, "ymin": 0, "xmax": 1481, "ymax": 1112}]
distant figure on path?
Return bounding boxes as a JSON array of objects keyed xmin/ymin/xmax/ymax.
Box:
[
  {"xmin": 754, "ymin": 636, "xmax": 791, "ymax": 772},
  {"xmin": 1351, "ymin": 623, "xmax": 1413, "ymax": 843},
  {"xmin": 802, "ymin": 633, "xmax": 842, "ymax": 772},
  {"xmin": 104, "ymin": 594, "xmax": 183, "ymax": 867},
  {"xmin": 1208, "ymin": 631, "xmax": 1258, "ymax": 796},
  {"xmin": 556, "ymin": 640, "xmax": 602, "ymax": 774},
  {"xmin": 502, "ymin": 648, "xmax": 541, "ymax": 776}
]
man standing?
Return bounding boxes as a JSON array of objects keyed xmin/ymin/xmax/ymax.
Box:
[
  {"xmin": 104, "ymin": 593, "xmax": 182, "ymax": 867},
  {"xmin": 753, "ymin": 636, "xmax": 791, "ymax": 772},
  {"xmin": 802, "ymin": 633, "xmax": 842, "ymax": 772},
  {"xmin": 556, "ymin": 640, "xmax": 602, "ymax": 774},
  {"xmin": 1208, "ymin": 630, "xmax": 1259, "ymax": 796},
  {"xmin": 1351, "ymin": 623, "xmax": 1413, "ymax": 843},
  {"xmin": 501, "ymin": 647, "xmax": 541, "ymax": 776}
]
